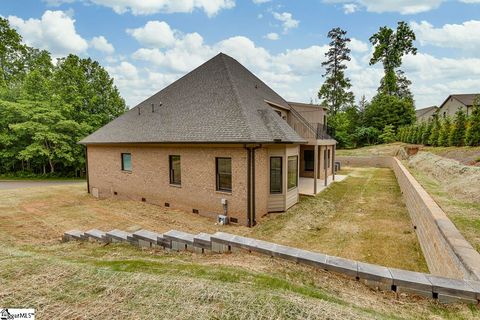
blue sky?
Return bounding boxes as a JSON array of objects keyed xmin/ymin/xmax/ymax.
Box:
[{"xmin": 1, "ymin": 0, "xmax": 479, "ymax": 109}]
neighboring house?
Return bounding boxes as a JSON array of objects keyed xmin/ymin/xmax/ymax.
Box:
[
  {"xmin": 415, "ymin": 106, "xmax": 438, "ymax": 122},
  {"xmin": 437, "ymin": 94, "xmax": 479, "ymax": 118},
  {"xmin": 80, "ymin": 53, "xmax": 336, "ymax": 227}
]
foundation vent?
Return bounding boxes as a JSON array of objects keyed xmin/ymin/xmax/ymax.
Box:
[
  {"xmin": 113, "ymin": 191, "xmax": 118, "ymax": 195},
  {"xmin": 165, "ymin": 202, "xmax": 170, "ymax": 207},
  {"xmin": 230, "ymin": 217, "xmax": 238, "ymax": 223},
  {"xmin": 141, "ymin": 198, "xmax": 146, "ymax": 202},
  {"xmin": 192, "ymin": 209, "xmax": 199, "ymax": 214}
]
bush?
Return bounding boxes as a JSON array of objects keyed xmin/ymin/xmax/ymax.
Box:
[
  {"xmin": 449, "ymin": 108, "xmax": 467, "ymax": 146},
  {"xmin": 379, "ymin": 124, "xmax": 396, "ymax": 143},
  {"xmin": 465, "ymin": 103, "xmax": 480, "ymax": 146},
  {"xmin": 438, "ymin": 117, "xmax": 451, "ymax": 147}
]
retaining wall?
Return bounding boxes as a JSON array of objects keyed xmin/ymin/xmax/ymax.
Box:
[
  {"xmin": 63, "ymin": 228, "xmax": 480, "ymax": 304},
  {"xmin": 337, "ymin": 155, "xmax": 480, "ymax": 281}
]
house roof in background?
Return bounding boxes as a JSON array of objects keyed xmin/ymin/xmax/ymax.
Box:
[
  {"xmin": 79, "ymin": 53, "xmax": 306, "ymax": 145},
  {"xmin": 439, "ymin": 94, "xmax": 480, "ymax": 109},
  {"xmin": 415, "ymin": 106, "xmax": 438, "ymax": 117}
]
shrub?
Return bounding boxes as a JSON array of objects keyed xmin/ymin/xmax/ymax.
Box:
[{"xmin": 449, "ymin": 108, "xmax": 467, "ymax": 146}]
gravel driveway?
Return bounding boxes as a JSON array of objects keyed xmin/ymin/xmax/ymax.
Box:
[{"xmin": 0, "ymin": 180, "xmax": 85, "ymax": 190}]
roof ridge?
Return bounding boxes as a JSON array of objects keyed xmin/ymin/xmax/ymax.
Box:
[{"xmin": 220, "ymin": 54, "xmax": 253, "ymax": 140}]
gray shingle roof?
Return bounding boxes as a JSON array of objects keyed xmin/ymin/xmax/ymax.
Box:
[
  {"xmin": 439, "ymin": 94, "xmax": 480, "ymax": 109},
  {"xmin": 79, "ymin": 53, "xmax": 306, "ymax": 145},
  {"xmin": 415, "ymin": 106, "xmax": 438, "ymax": 117}
]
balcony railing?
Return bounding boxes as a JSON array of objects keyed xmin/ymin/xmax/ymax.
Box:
[{"xmin": 287, "ymin": 107, "xmax": 335, "ymax": 140}]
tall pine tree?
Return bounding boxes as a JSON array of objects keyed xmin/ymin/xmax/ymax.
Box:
[{"xmin": 318, "ymin": 27, "xmax": 354, "ymax": 115}]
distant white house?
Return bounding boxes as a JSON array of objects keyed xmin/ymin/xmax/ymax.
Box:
[
  {"xmin": 415, "ymin": 106, "xmax": 438, "ymax": 122},
  {"xmin": 437, "ymin": 94, "xmax": 479, "ymax": 118},
  {"xmin": 416, "ymin": 94, "xmax": 479, "ymax": 122}
]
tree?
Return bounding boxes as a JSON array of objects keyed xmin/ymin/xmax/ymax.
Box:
[
  {"xmin": 379, "ymin": 124, "xmax": 396, "ymax": 143},
  {"xmin": 318, "ymin": 27, "xmax": 355, "ymax": 115},
  {"xmin": 0, "ymin": 18, "xmax": 127, "ymax": 177},
  {"xmin": 353, "ymin": 126, "xmax": 380, "ymax": 146},
  {"xmin": 438, "ymin": 117, "xmax": 451, "ymax": 147},
  {"xmin": 465, "ymin": 96, "xmax": 480, "ymax": 146},
  {"xmin": 52, "ymin": 54, "xmax": 127, "ymax": 129},
  {"xmin": 364, "ymin": 93, "xmax": 415, "ymax": 131},
  {"xmin": 369, "ymin": 21, "xmax": 417, "ymax": 96},
  {"xmin": 449, "ymin": 108, "xmax": 467, "ymax": 147},
  {"xmin": 422, "ymin": 120, "xmax": 433, "ymax": 145},
  {"xmin": 428, "ymin": 115, "xmax": 440, "ymax": 146},
  {"xmin": 0, "ymin": 17, "xmax": 28, "ymax": 88}
]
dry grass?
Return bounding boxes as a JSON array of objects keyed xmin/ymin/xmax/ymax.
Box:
[
  {"xmin": 421, "ymin": 146, "xmax": 480, "ymax": 166},
  {"xmin": 0, "ymin": 179, "xmax": 478, "ymax": 318},
  {"xmin": 405, "ymin": 153, "xmax": 480, "ymax": 252},
  {"xmin": 253, "ymin": 167, "xmax": 427, "ymax": 272},
  {"xmin": 0, "ymin": 168, "xmax": 426, "ymax": 271},
  {"xmin": 336, "ymin": 143, "xmax": 406, "ymax": 157},
  {"xmin": 1, "ymin": 240, "xmax": 478, "ymax": 319}
]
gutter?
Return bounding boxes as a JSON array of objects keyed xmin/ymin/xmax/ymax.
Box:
[
  {"xmin": 85, "ymin": 145, "xmax": 90, "ymax": 194},
  {"xmin": 244, "ymin": 144, "xmax": 262, "ymax": 227}
]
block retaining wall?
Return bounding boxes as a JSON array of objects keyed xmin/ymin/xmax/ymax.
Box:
[
  {"xmin": 64, "ymin": 228, "xmax": 480, "ymax": 304},
  {"xmin": 337, "ymin": 155, "xmax": 480, "ymax": 281}
]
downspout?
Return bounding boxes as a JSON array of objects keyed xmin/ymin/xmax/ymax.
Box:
[
  {"xmin": 85, "ymin": 145, "xmax": 90, "ymax": 193},
  {"xmin": 245, "ymin": 146, "xmax": 252, "ymax": 227},
  {"xmin": 251, "ymin": 144, "xmax": 261, "ymax": 227},
  {"xmin": 244, "ymin": 144, "xmax": 261, "ymax": 227}
]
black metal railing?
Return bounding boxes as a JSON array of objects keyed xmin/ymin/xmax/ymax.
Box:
[{"xmin": 314, "ymin": 123, "xmax": 335, "ymax": 140}]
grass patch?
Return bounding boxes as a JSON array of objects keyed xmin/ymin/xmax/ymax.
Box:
[{"xmin": 253, "ymin": 167, "xmax": 428, "ymax": 272}]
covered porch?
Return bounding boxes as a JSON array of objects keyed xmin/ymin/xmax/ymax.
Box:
[
  {"xmin": 298, "ymin": 139, "xmax": 337, "ymax": 195},
  {"xmin": 298, "ymin": 175, "xmax": 347, "ymax": 196}
]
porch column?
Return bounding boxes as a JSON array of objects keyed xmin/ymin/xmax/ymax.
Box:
[
  {"xmin": 313, "ymin": 143, "xmax": 318, "ymax": 195},
  {"xmin": 332, "ymin": 144, "xmax": 336, "ymax": 181},
  {"xmin": 324, "ymin": 148, "xmax": 328, "ymax": 187}
]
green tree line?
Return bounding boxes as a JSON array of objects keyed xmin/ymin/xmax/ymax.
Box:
[
  {"xmin": 398, "ymin": 97, "xmax": 480, "ymax": 147},
  {"xmin": 318, "ymin": 22, "xmax": 417, "ymax": 148},
  {"xmin": 0, "ymin": 18, "xmax": 126, "ymax": 177}
]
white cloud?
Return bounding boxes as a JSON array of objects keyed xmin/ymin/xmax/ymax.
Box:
[
  {"xmin": 43, "ymin": 0, "xmax": 75, "ymax": 6},
  {"xmin": 325, "ymin": 0, "xmax": 443, "ymax": 14},
  {"xmin": 411, "ymin": 20, "xmax": 480, "ymax": 50},
  {"xmin": 122, "ymin": 20, "xmax": 479, "ymax": 110},
  {"xmin": 252, "ymin": 0, "xmax": 271, "ymax": 3},
  {"xmin": 8, "ymin": 10, "xmax": 88, "ymax": 57},
  {"xmin": 343, "ymin": 3, "xmax": 358, "ymax": 14},
  {"xmin": 349, "ymin": 38, "xmax": 369, "ymax": 53},
  {"xmin": 89, "ymin": 0, "xmax": 235, "ymax": 16},
  {"xmin": 90, "ymin": 36, "xmax": 115, "ymax": 54},
  {"xmin": 264, "ymin": 32, "xmax": 279, "ymax": 40},
  {"xmin": 127, "ymin": 21, "xmax": 177, "ymax": 48},
  {"xmin": 273, "ymin": 12, "xmax": 299, "ymax": 33}
]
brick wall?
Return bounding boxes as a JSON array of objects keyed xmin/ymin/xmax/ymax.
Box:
[
  {"xmin": 87, "ymin": 144, "xmax": 255, "ymax": 225},
  {"xmin": 337, "ymin": 155, "xmax": 480, "ymax": 280}
]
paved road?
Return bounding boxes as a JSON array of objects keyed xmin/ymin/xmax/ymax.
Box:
[{"xmin": 0, "ymin": 180, "xmax": 85, "ymax": 190}]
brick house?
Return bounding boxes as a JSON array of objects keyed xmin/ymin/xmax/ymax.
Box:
[{"xmin": 80, "ymin": 53, "xmax": 336, "ymax": 227}]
